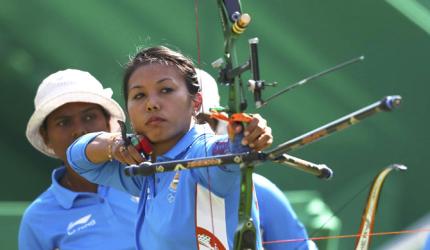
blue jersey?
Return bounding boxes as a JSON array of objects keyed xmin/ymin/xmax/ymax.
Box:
[
  {"xmin": 68, "ymin": 125, "xmax": 263, "ymax": 250},
  {"xmin": 254, "ymin": 174, "xmax": 317, "ymax": 250},
  {"xmin": 424, "ymin": 235, "xmax": 430, "ymax": 250},
  {"xmin": 18, "ymin": 167, "xmax": 138, "ymax": 250}
]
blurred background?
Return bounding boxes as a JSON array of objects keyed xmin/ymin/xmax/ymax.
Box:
[{"xmin": 1, "ymin": 0, "xmax": 429, "ymax": 249}]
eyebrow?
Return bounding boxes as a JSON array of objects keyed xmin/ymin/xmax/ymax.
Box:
[
  {"xmin": 81, "ymin": 106, "xmax": 102, "ymax": 114},
  {"xmin": 51, "ymin": 107, "xmax": 101, "ymax": 121},
  {"xmin": 129, "ymin": 77, "xmax": 174, "ymax": 90}
]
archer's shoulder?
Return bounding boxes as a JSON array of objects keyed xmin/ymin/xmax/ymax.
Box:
[
  {"xmin": 195, "ymin": 134, "xmax": 229, "ymax": 155},
  {"xmin": 211, "ymin": 139, "xmax": 229, "ymax": 155},
  {"xmin": 21, "ymin": 188, "xmax": 57, "ymax": 223}
]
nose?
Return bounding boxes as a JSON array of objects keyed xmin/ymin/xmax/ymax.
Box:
[
  {"xmin": 146, "ymin": 96, "xmax": 160, "ymax": 112},
  {"xmin": 72, "ymin": 123, "xmax": 87, "ymax": 140}
]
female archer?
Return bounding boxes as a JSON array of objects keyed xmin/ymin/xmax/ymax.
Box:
[{"xmin": 67, "ymin": 46, "xmax": 273, "ymax": 250}]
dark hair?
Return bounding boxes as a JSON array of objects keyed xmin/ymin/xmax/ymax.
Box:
[{"xmin": 123, "ymin": 46, "xmax": 200, "ymax": 106}]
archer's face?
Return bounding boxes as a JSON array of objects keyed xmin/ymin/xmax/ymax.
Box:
[
  {"xmin": 41, "ymin": 102, "xmax": 110, "ymax": 162},
  {"xmin": 127, "ymin": 64, "xmax": 198, "ymax": 152}
]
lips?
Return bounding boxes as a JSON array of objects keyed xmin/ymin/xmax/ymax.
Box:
[{"xmin": 146, "ymin": 116, "xmax": 166, "ymax": 125}]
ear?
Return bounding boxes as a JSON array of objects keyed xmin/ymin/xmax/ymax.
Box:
[
  {"xmin": 39, "ymin": 126, "xmax": 51, "ymax": 147},
  {"xmin": 193, "ymin": 92, "xmax": 203, "ymax": 113}
]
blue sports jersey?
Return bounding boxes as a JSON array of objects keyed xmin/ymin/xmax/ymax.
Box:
[
  {"xmin": 424, "ymin": 235, "xmax": 430, "ymax": 250},
  {"xmin": 18, "ymin": 167, "xmax": 138, "ymax": 250},
  {"xmin": 254, "ymin": 174, "xmax": 317, "ymax": 250},
  {"xmin": 68, "ymin": 125, "xmax": 263, "ymax": 250}
]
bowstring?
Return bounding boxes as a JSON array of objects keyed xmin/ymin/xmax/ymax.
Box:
[
  {"xmin": 262, "ymin": 228, "xmax": 430, "ymax": 246},
  {"xmin": 194, "ymin": 0, "xmax": 216, "ymax": 236}
]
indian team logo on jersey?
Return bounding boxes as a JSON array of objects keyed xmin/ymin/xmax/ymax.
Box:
[
  {"xmin": 168, "ymin": 172, "xmax": 181, "ymax": 192},
  {"xmin": 67, "ymin": 214, "xmax": 96, "ymax": 235},
  {"xmin": 167, "ymin": 172, "xmax": 181, "ymax": 203}
]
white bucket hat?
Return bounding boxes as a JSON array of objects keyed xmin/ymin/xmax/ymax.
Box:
[
  {"xmin": 196, "ymin": 69, "xmax": 228, "ymax": 135},
  {"xmin": 26, "ymin": 69, "xmax": 126, "ymax": 158},
  {"xmin": 196, "ymin": 69, "xmax": 221, "ymax": 113}
]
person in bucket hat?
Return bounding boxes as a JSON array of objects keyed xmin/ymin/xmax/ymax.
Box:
[
  {"xmin": 25, "ymin": 69, "xmax": 125, "ymax": 158},
  {"xmin": 19, "ymin": 69, "xmax": 137, "ymax": 250}
]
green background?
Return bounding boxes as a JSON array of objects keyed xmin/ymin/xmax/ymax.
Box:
[{"xmin": 1, "ymin": 0, "xmax": 429, "ymax": 249}]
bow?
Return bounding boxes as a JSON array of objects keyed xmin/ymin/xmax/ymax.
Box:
[
  {"xmin": 213, "ymin": 1, "xmax": 258, "ymax": 249},
  {"xmin": 208, "ymin": 2, "xmax": 405, "ymax": 249}
]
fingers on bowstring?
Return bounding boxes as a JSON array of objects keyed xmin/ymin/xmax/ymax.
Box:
[
  {"xmin": 126, "ymin": 145, "xmax": 146, "ymax": 163},
  {"xmin": 114, "ymin": 142, "xmax": 145, "ymax": 165}
]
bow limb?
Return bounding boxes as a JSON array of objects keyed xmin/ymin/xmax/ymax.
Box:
[
  {"xmin": 355, "ymin": 164, "xmax": 407, "ymax": 250},
  {"xmin": 215, "ymin": 0, "xmax": 251, "ymax": 113},
  {"xmin": 215, "ymin": 1, "xmax": 258, "ymax": 249},
  {"xmin": 193, "ymin": 1, "xmax": 256, "ymax": 249}
]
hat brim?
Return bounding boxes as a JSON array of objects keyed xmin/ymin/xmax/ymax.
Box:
[{"xmin": 26, "ymin": 91, "xmax": 125, "ymax": 158}]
